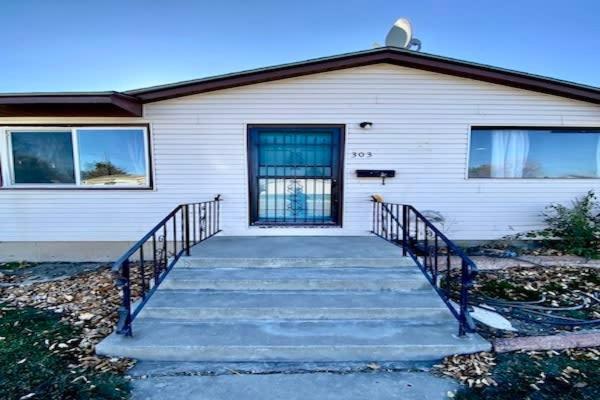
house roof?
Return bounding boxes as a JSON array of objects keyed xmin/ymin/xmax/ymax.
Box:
[
  {"xmin": 1, "ymin": 47, "xmax": 599, "ymax": 117},
  {"xmin": 0, "ymin": 92, "xmax": 142, "ymax": 117}
]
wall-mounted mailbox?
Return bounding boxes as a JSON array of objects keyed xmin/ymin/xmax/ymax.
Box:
[
  {"xmin": 356, "ymin": 169, "xmax": 396, "ymax": 185},
  {"xmin": 356, "ymin": 170, "xmax": 396, "ymax": 178}
]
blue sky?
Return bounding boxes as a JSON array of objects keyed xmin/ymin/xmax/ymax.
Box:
[{"xmin": 0, "ymin": 0, "xmax": 598, "ymax": 92}]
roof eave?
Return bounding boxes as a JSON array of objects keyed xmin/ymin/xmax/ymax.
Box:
[{"xmin": 0, "ymin": 93, "xmax": 143, "ymax": 117}]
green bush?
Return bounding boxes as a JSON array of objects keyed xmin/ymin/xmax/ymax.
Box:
[{"xmin": 523, "ymin": 191, "xmax": 600, "ymax": 258}]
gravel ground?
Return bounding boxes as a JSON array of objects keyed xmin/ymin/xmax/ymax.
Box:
[{"xmin": 0, "ymin": 262, "xmax": 107, "ymax": 285}]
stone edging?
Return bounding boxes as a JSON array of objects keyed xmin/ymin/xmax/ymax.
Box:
[{"xmin": 493, "ymin": 330, "xmax": 600, "ymax": 353}]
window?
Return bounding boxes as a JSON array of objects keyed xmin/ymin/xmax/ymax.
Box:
[
  {"xmin": 11, "ymin": 131, "xmax": 75, "ymax": 184},
  {"xmin": 2, "ymin": 126, "xmax": 150, "ymax": 188},
  {"xmin": 468, "ymin": 128, "xmax": 600, "ymax": 179},
  {"xmin": 78, "ymin": 129, "xmax": 148, "ymax": 186}
]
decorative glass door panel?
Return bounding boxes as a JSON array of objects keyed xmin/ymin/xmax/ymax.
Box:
[{"xmin": 248, "ymin": 126, "xmax": 343, "ymax": 225}]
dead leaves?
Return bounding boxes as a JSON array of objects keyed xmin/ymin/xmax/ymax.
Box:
[
  {"xmin": 78, "ymin": 313, "xmax": 95, "ymax": 321},
  {"xmin": 562, "ymin": 347, "xmax": 600, "ymax": 361},
  {"xmin": 0, "ymin": 267, "xmax": 138, "ymax": 374},
  {"xmin": 473, "ymin": 266, "xmax": 600, "ymax": 336},
  {"xmin": 435, "ymin": 347, "xmax": 600, "ymax": 389},
  {"xmin": 435, "ymin": 352, "xmax": 497, "ymax": 388},
  {"xmin": 438, "ymin": 267, "xmax": 600, "ymax": 389},
  {"xmin": 476, "ymin": 266, "xmax": 599, "ymax": 302},
  {"xmin": 366, "ymin": 362, "xmax": 381, "ymax": 370}
]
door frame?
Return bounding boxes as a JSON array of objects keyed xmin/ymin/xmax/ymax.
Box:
[{"xmin": 246, "ymin": 124, "xmax": 345, "ymax": 227}]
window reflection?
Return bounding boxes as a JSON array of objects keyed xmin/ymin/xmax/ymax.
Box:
[
  {"xmin": 11, "ymin": 131, "xmax": 75, "ymax": 184},
  {"xmin": 469, "ymin": 128, "xmax": 600, "ymax": 179},
  {"xmin": 258, "ymin": 178, "xmax": 332, "ymax": 222},
  {"xmin": 77, "ymin": 129, "xmax": 147, "ymax": 186}
]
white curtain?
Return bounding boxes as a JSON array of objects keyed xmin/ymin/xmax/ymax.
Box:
[
  {"xmin": 127, "ymin": 132, "xmax": 146, "ymax": 175},
  {"xmin": 490, "ymin": 130, "xmax": 530, "ymax": 178}
]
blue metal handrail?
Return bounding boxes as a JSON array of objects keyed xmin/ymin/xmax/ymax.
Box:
[
  {"xmin": 112, "ymin": 195, "xmax": 221, "ymax": 336},
  {"xmin": 371, "ymin": 198, "xmax": 478, "ymax": 336}
]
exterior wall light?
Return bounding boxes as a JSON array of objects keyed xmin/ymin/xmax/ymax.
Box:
[{"xmin": 359, "ymin": 121, "xmax": 373, "ymax": 129}]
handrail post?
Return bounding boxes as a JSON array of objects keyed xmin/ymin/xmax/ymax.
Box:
[
  {"xmin": 215, "ymin": 195, "xmax": 221, "ymax": 232},
  {"xmin": 380, "ymin": 203, "xmax": 386, "ymax": 238},
  {"xmin": 371, "ymin": 200, "xmax": 375, "ymax": 234},
  {"xmin": 184, "ymin": 204, "xmax": 191, "ymax": 256},
  {"xmin": 401, "ymin": 205, "xmax": 408, "ymax": 256},
  {"xmin": 458, "ymin": 259, "xmax": 469, "ymax": 336},
  {"xmin": 115, "ymin": 259, "xmax": 132, "ymax": 336}
]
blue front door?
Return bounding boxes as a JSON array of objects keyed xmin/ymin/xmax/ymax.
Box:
[{"xmin": 248, "ymin": 125, "xmax": 344, "ymax": 226}]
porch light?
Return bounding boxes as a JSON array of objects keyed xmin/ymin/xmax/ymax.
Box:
[{"xmin": 359, "ymin": 121, "xmax": 373, "ymax": 129}]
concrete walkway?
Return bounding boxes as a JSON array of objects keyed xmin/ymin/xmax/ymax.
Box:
[{"xmin": 131, "ymin": 370, "xmax": 458, "ymax": 400}]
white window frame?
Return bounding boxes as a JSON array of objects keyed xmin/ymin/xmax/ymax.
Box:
[{"xmin": 0, "ymin": 125, "xmax": 152, "ymax": 189}]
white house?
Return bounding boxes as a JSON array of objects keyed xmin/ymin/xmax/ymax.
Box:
[{"xmin": 1, "ymin": 47, "xmax": 599, "ymax": 261}]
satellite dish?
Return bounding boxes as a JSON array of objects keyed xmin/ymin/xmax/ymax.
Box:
[
  {"xmin": 385, "ymin": 18, "xmax": 412, "ymax": 48},
  {"xmin": 385, "ymin": 18, "xmax": 422, "ymax": 51}
]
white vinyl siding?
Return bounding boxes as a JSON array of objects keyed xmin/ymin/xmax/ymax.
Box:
[{"xmin": 1, "ymin": 63, "xmax": 599, "ymax": 242}]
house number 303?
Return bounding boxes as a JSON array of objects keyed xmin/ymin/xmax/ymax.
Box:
[{"xmin": 352, "ymin": 152, "xmax": 373, "ymax": 158}]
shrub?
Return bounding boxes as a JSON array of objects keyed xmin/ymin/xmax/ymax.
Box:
[{"xmin": 523, "ymin": 191, "xmax": 600, "ymax": 258}]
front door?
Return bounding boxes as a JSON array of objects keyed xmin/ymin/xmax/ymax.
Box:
[{"xmin": 248, "ymin": 125, "xmax": 344, "ymax": 226}]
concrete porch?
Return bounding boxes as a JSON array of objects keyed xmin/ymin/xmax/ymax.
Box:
[
  {"xmin": 97, "ymin": 236, "xmax": 490, "ymax": 363},
  {"xmin": 189, "ymin": 236, "xmax": 403, "ymax": 258}
]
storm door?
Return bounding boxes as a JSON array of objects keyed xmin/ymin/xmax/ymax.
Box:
[{"xmin": 248, "ymin": 125, "xmax": 343, "ymax": 226}]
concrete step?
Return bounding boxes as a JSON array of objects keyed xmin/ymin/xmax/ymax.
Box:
[
  {"xmin": 188, "ymin": 236, "xmax": 405, "ymax": 260},
  {"xmin": 137, "ymin": 290, "xmax": 454, "ymax": 321},
  {"xmin": 130, "ymin": 371, "xmax": 459, "ymax": 400},
  {"xmin": 176, "ymin": 256, "xmax": 416, "ymax": 269},
  {"xmin": 161, "ymin": 267, "xmax": 430, "ymax": 291},
  {"xmin": 96, "ymin": 319, "xmax": 491, "ymax": 362}
]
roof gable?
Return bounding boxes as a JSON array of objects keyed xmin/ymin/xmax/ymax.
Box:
[
  {"xmin": 127, "ymin": 47, "xmax": 600, "ymax": 105},
  {"xmin": 0, "ymin": 47, "xmax": 598, "ymax": 117}
]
